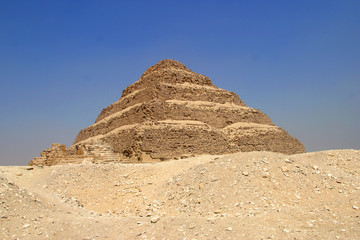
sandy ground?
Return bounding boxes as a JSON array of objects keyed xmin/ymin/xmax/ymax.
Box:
[{"xmin": 1, "ymin": 150, "xmax": 359, "ymax": 239}]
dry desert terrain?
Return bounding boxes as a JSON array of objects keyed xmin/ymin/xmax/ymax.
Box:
[{"xmin": 1, "ymin": 150, "xmax": 360, "ymax": 239}]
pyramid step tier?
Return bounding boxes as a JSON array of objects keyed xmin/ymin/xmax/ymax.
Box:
[
  {"xmin": 96, "ymin": 82, "xmax": 245, "ymax": 122},
  {"xmin": 75, "ymin": 100, "xmax": 273, "ymax": 144},
  {"xmin": 75, "ymin": 120, "xmax": 304, "ymax": 161}
]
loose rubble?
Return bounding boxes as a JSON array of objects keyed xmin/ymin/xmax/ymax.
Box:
[{"xmin": 1, "ymin": 149, "xmax": 359, "ymax": 239}]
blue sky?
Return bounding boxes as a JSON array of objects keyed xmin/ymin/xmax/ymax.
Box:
[{"xmin": 1, "ymin": 0, "xmax": 359, "ymax": 165}]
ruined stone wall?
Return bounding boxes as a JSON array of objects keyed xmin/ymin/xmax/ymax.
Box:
[{"xmin": 28, "ymin": 141, "xmax": 128, "ymax": 166}]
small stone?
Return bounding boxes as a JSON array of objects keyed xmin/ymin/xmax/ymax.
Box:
[
  {"xmin": 199, "ymin": 183, "xmax": 204, "ymax": 189},
  {"xmin": 353, "ymin": 205, "xmax": 358, "ymax": 210},
  {"xmin": 210, "ymin": 177, "xmax": 218, "ymax": 182},
  {"xmin": 242, "ymin": 171, "xmax": 249, "ymax": 176},
  {"xmin": 281, "ymin": 166, "xmax": 289, "ymax": 172},
  {"xmin": 16, "ymin": 173, "xmax": 22, "ymax": 176},
  {"xmin": 312, "ymin": 165, "xmax": 319, "ymax": 170},
  {"xmin": 150, "ymin": 216, "xmax": 160, "ymax": 223},
  {"xmin": 283, "ymin": 228, "xmax": 291, "ymax": 233},
  {"xmin": 26, "ymin": 167, "xmax": 34, "ymax": 170},
  {"xmin": 285, "ymin": 159, "xmax": 292, "ymax": 163},
  {"xmin": 23, "ymin": 224, "xmax": 30, "ymax": 229},
  {"xmin": 207, "ymin": 218, "xmax": 216, "ymax": 224},
  {"xmin": 226, "ymin": 227, "xmax": 233, "ymax": 231}
]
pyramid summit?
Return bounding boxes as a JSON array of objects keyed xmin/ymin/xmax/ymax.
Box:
[
  {"xmin": 93, "ymin": 59, "xmax": 240, "ymax": 123},
  {"xmin": 29, "ymin": 59, "xmax": 305, "ymax": 166}
]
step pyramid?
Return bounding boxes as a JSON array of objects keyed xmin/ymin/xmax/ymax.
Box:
[{"xmin": 70, "ymin": 59, "xmax": 304, "ymax": 162}]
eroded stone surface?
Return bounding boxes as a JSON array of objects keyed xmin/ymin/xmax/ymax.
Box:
[{"xmin": 29, "ymin": 59, "xmax": 304, "ymax": 166}]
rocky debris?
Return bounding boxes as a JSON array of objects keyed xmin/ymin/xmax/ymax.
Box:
[
  {"xmin": 150, "ymin": 216, "xmax": 160, "ymax": 223},
  {"xmin": 28, "ymin": 141, "xmax": 126, "ymax": 166},
  {"xmin": 22, "ymin": 224, "xmax": 30, "ymax": 229},
  {"xmin": 4, "ymin": 149, "xmax": 359, "ymax": 239},
  {"xmin": 29, "ymin": 59, "xmax": 304, "ymax": 166}
]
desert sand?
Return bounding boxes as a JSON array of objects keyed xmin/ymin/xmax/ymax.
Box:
[{"xmin": 1, "ymin": 149, "xmax": 359, "ymax": 239}]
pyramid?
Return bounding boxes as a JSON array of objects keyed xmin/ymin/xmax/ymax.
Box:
[
  {"xmin": 73, "ymin": 59, "xmax": 304, "ymax": 160},
  {"xmin": 29, "ymin": 59, "xmax": 304, "ymax": 165}
]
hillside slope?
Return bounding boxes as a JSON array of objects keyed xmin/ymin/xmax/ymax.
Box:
[{"xmin": 2, "ymin": 150, "xmax": 359, "ymax": 239}]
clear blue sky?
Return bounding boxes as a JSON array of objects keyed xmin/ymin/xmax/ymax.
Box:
[{"xmin": 1, "ymin": 0, "xmax": 359, "ymax": 165}]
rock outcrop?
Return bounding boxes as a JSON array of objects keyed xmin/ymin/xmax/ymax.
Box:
[{"xmin": 29, "ymin": 59, "xmax": 304, "ymax": 166}]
